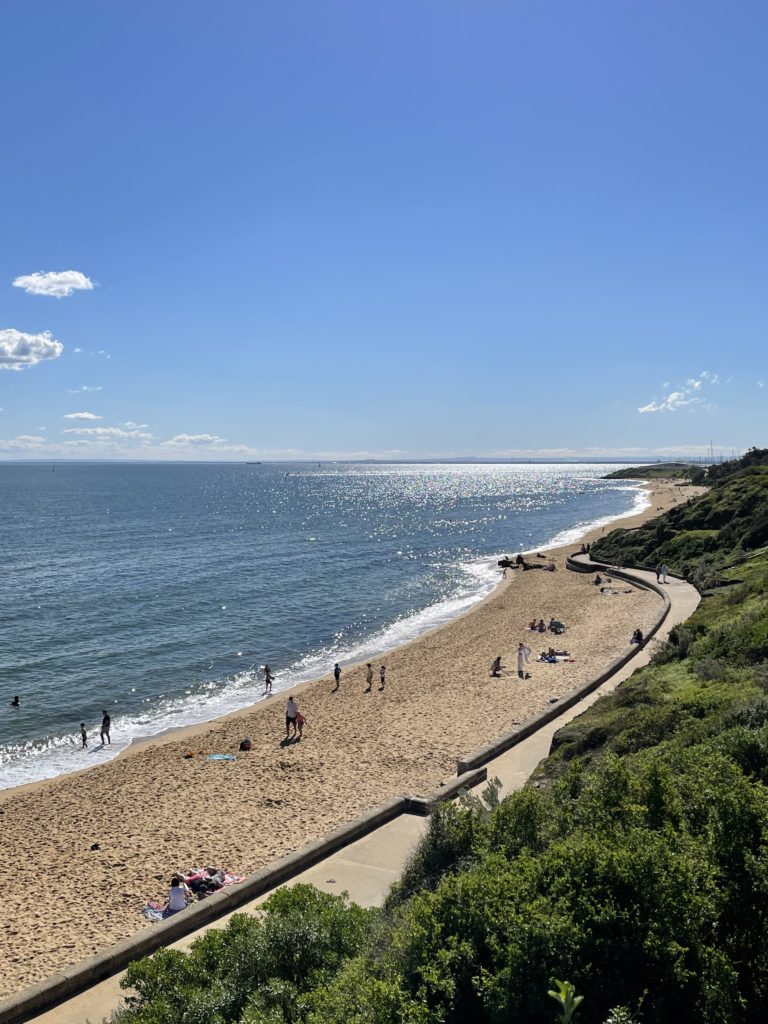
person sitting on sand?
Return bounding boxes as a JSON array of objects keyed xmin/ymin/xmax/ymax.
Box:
[
  {"xmin": 490, "ymin": 655, "xmax": 502, "ymax": 677},
  {"xmin": 538, "ymin": 651, "xmax": 558, "ymax": 663},
  {"xmin": 549, "ymin": 618, "xmax": 567, "ymax": 634},
  {"xmin": 166, "ymin": 875, "xmax": 191, "ymax": 913},
  {"xmin": 631, "ymin": 628, "xmax": 644, "ymax": 645},
  {"xmin": 549, "ymin": 647, "xmax": 570, "ymax": 657},
  {"xmin": 594, "ymin": 574, "xmax": 602, "ymax": 585},
  {"xmin": 239, "ymin": 737, "xmax": 252, "ymax": 751},
  {"xmin": 536, "ymin": 619, "xmax": 547, "ymax": 632},
  {"xmin": 528, "ymin": 619, "xmax": 538, "ymax": 630}
]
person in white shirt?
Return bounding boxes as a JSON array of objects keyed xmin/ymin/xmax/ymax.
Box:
[
  {"xmin": 286, "ymin": 696, "xmax": 299, "ymax": 738},
  {"xmin": 166, "ymin": 876, "xmax": 189, "ymax": 914},
  {"xmin": 517, "ymin": 643, "xmax": 531, "ymax": 678},
  {"xmin": 660, "ymin": 563, "xmax": 669, "ymax": 584}
]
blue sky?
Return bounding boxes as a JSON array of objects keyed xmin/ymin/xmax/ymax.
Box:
[{"xmin": 1, "ymin": 1, "xmax": 765, "ymax": 461}]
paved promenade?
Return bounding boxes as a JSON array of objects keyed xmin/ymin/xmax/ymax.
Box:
[{"xmin": 27, "ymin": 561, "xmax": 699, "ymax": 1024}]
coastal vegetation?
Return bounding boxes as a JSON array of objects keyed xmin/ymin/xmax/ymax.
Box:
[
  {"xmin": 602, "ymin": 463, "xmax": 699, "ymax": 481},
  {"xmin": 115, "ymin": 452, "xmax": 768, "ymax": 1024}
]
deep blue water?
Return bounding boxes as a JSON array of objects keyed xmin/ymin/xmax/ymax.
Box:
[{"xmin": 0, "ymin": 462, "xmax": 644, "ymax": 788}]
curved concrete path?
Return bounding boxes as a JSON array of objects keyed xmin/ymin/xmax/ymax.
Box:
[{"xmin": 24, "ymin": 559, "xmax": 699, "ymax": 1024}]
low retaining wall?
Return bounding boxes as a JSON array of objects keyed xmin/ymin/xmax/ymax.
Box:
[{"xmin": 456, "ymin": 558, "xmax": 671, "ymax": 775}]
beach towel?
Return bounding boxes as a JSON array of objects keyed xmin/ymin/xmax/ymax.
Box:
[
  {"xmin": 142, "ymin": 900, "xmax": 185, "ymax": 922},
  {"xmin": 207, "ymin": 753, "xmax": 236, "ymax": 761}
]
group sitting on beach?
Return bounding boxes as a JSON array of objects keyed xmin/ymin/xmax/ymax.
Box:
[{"xmin": 528, "ymin": 617, "xmax": 567, "ymax": 635}]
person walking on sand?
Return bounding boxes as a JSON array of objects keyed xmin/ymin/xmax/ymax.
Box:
[
  {"xmin": 332, "ymin": 662, "xmax": 341, "ymax": 691},
  {"xmin": 100, "ymin": 709, "xmax": 111, "ymax": 745},
  {"xmin": 263, "ymin": 665, "xmax": 274, "ymax": 693},
  {"xmin": 296, "ymin": 710, "xmax": 306, "ymax": 739},
  {"xmin": 517, "ymin": 643, "xmax": 531, "ymax": 679},
  {"xmin": 285, "ymin": 696, "xmax": 299, "ymax": 738},
  {"xmin": 379, "ymin": 665, "xmax": 386, "ymax": 691},
  {"xmin": 660, "ymin": 563, "xmax": 669, "ymax": 584},
  {"xmin": 80, "ymin": 723, "xmax": 88, "ymax": 748},
  {"xmin": 490, "ymin": 656, "xmax": 502, "ymax": 678},
  {"xmin": 364, "ymin": 663, "xmax": 373, "ymax": 692}
]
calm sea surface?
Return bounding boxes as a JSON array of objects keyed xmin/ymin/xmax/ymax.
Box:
[{"xmin": 0, "ymin": 462, "xmax": 644, "ymax": 789}]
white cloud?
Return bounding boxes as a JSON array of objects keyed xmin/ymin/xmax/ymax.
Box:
[
  {"xmin": 0, "ymin": 328, "xmax": 64, "ymax": 371},
  {"xmin": 758, "ymin": 380, "xmax": 765, "ymax": 389},
  {"xmin": 73, "ymin": 347, "xmax": 82, "ymax": 354},
  {"xmin": 123, "ymin": 421, "xmax": 148, "ymax": 429},
  {"xmin": 164, "ymin": 433, "xmax": 227, "ymax": 445},
  {"xmin": 63, "ymin": 411, "xmax": 102, "ymax": 421},
  {"xmin": 67, "ymin": 385, "xmax": 103, "ymax": 393},
  {"xmin": 63, "ymin": 426, "xmax": 153, "ymax": 440},
  {"xmin": 13, "ymin": 270, "xmax": 94, "ymax": 298},
  {"xmin": 638, "ymin": 371, "xmax": 718, "ymax": 414},
  {"xmin": 0, "ymin": 434, "xmax": 48, "ymax": 451}
]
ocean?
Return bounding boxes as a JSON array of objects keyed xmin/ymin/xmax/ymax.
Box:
[{"xmin": 0, "ymin": 462, "xmax": 645, "ymax": 790}]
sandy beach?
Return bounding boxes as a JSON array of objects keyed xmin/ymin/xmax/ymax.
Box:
[{"xmin": 0, "ymin": 481, "xmax": 693, "ymax": 998}]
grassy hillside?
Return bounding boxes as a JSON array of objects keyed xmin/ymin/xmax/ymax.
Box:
[
  {"xmin": 115, "ymin": 452, "xmax": 768, "ymax": 1024},
  {"xmin": 603, "ymin": 463, "xmax": 698, "ymax": 480},
  {"xmin": 592, "ymin": 448, "xmax": 768, "ymax": 584}
]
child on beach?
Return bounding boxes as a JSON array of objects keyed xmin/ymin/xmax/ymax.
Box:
[
  {"xmin": 263, "ymin": 665, "xmax": 274, "ymax": 693},
  {"xmin": 80, "ymin": 723, "xmax": 87, "ymax": 748},
  {"xmin": 296, "ymin": 711, "xmax": 305, "ymax": 738}
]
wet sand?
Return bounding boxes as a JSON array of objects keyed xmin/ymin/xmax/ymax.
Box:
[{"xmin": 0, "ymin": 480, "xmax": 694, "ymax": 997}]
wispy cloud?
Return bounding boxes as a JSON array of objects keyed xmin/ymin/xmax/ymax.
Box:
[
  {"xmin": 63, "ymin": 411, "xmax": 102, "ymax": 421},
  {"xmin": 0, "ymin": 434, "xmax": 48, "ymax": 451},
  {"xmin": 0, "ymin": 328, "xmax": 64, "ymax": 371},
  {"xmin": 758, "ymin": 380, "xmax": 765, "ymax": 389},
  {"xmin": 163, "ymin": 433, "xmax": 227, "ymax": 445},
  {"xmin": 13, "ymin": 270, "xmax": 94, "ymax": 298},
  {"xmin": 63, "ymin": 426, "xmax": 153, "ymax": 440},
  {"xmin": 67, "ymin": 385, "xmax": 103, "ymax": 394},
  {"xmin": 638, "ymin": 370, "xmax": 719, "ymax": 414},
  {"xmin": 123, "ymin": 421, "xmax": 148, "ymax": 429}
]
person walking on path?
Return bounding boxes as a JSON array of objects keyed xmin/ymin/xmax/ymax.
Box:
[
  {"xmin": 332, "ymin": 663, "xmax": 341, "ymax": 692},
  {"xmin": 285, "ymin": 696, "xmax": 299, "ymax": 739},
  {"xmin": 263, "ymin": 665, "xmax": 274, "ymax": 693},
  {"xmin": 517, "ymin": 643, "xmax": 531, "ymax": 679},
  {"xmin": 100, "ymin": 709, "xmax": 111, "ymax": 745},
  {"xmin": 490, "ymin": 656, "xmax": 502, "ymax": 677},
  {"xmin": 655, "ymin": 564, "xmax": 662, "ymax": 582},
  {"xmin": 80, "ymin": 723, "xmax": 88, "ymax": 748},
  {"xmin": 379, "ymin": 665, "xmax": 386, "ymax": 691},
  {"xmin": 364, "ymin": 663, "xmax": 373, "ymax": 692},
  {"xmin": 660, "ymin": 563, "xmax": 669, "ymax": 584}
]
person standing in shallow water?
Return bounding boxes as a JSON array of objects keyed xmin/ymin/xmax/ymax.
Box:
[
  {"xmin": 263, "ymin": 665, "xmax": 273, "ymax": 693},
  {"xmin": 9, "ymin": 695, "xmax": 20, "ymax": 707},
  {"xmin": 100, "ymin": 709, "xmax": 111, "ymax": 745},
  {"xmin": 80, "ymin": 723, "xmax": 88, "ymax": 748}
]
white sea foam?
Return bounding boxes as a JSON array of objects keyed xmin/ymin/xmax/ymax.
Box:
[{"xmin": 0, "ymin": 480, "xmax": 648, "ymax": 792}]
